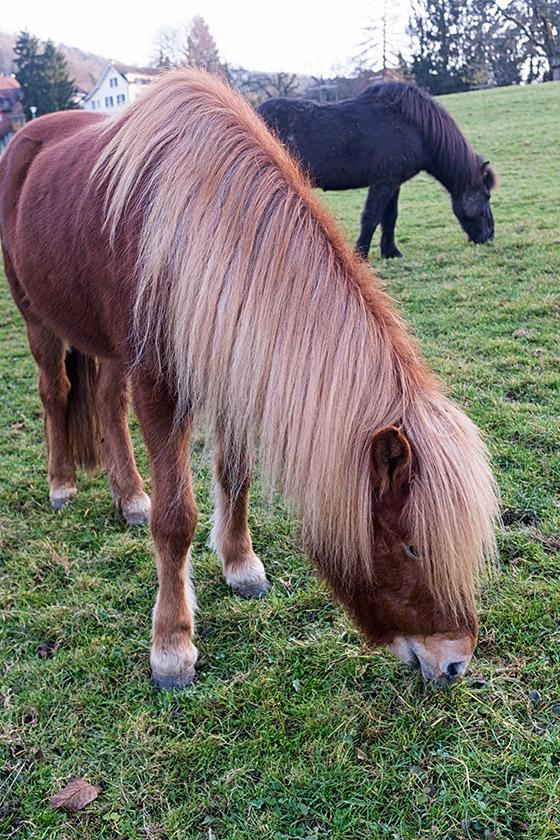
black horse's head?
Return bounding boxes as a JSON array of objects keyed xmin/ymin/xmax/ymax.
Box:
[{"xmin": 452, "ymin": 161, "xmax": 496, "ymax": 244}]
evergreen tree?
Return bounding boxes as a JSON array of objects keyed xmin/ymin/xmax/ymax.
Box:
[
  {"xmin": 40, "ymin": 41, "xmax": 76, "ymax": 112},
  {"xmin": 14, "ymin": 30, "xmax": 76, "ymax": 118},
  {"xmin": 13, "ymin": 30, "xmax": 42, "ymax": 118},
  {"xmin": 406, "ymin": 0, "xmax": 527, "ymax": 91},
  {"xmin": 186, "ymin": 16, "xmax": 222, "ymax": 72},
  {"xmin": 407, "ymin": 0, "xmax": 471, "ymax": 93},
  {"xmin": 153, "ymin": 16, "xmax": 226, "ymax": 77}
]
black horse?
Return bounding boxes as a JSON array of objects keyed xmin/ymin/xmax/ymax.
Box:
[{"xmin": 258, "ymin": 81, "xmax": 496, "ymax": 259}]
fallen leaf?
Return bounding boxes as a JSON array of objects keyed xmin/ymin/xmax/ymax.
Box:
[
  {"xmin": 37, "ymin": 638, "xmax": 62, "ymax": 659},
  {"xmin": 50, "ymin": 777, "xmax": 101, "ymax": 812}
]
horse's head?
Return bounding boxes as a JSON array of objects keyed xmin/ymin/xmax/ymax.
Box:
[
  {"xmin": 452, "ymin": 160, "xmax": 496, "ymax": 245},
  {"xmin": 326, "ymin": 426, "xmax": 479, "ymax": 685}
]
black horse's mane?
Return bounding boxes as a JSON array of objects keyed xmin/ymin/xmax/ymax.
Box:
[{"xmin": 358, "ymin": 81, "xmax": 482, "ymax": 189}]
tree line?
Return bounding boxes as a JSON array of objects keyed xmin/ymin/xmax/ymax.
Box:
[
  {"xmin": 403, "ymin": 0, "xmax": 560, "ymax": 94},
  {"xmin": 8, "ymin": 2, "xmax": 560, "ymax": 123}
]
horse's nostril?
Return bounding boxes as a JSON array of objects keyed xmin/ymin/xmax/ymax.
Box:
[{"xmin": 446, "ymin": 661, "xmax": 462, "ymax": 680}]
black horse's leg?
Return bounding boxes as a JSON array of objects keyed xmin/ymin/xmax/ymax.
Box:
[
  {"xmin": 355, "ymin": 185, "xmax": 395, "ymax": 260},
  {"xmin": 380, "ymin": 188, "xmax": 403, "ymax": 259}
]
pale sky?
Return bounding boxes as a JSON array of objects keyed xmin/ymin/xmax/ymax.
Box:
[{"xmin": 2, "ymin": 0, "xmax": 409, "ymax": 77}]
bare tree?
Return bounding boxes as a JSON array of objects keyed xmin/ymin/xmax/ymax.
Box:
[
  {"xmin": 251, "ymin": 71, "xmax": 299, "ymax": 99},
  {"xmin": 356, "ymin": 0, "xmax": 408, "ymax": 73},
  {"xmin": 152, "ymin": 16, "xmax": 224, "ymax": 75}
]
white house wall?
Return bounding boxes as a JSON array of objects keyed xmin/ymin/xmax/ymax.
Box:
[{"xmin": 83, "ymin": 67, "xmax": 128, "ymax": 114}]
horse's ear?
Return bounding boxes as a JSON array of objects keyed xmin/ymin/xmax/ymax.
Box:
[
  {"xmin": 370, "ymin": 426, "xmax": 413, "ymax": 504},
  {"xmin": 482, "ymin": 161, "xmax": 496, "ymax": 190}
]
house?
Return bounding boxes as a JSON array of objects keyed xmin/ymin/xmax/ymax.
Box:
[
  {"xmin": 0, "ymin": 76, "xmax": 24, "ymax": 146},
  {"xmin": 83, "ymin": 62, "xmax": 159, "ymax": 114}
]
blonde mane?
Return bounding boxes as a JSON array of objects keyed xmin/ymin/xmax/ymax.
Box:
[{"xmin": 93, "ymin": 67, "xmax": 498, "ymax": 616}]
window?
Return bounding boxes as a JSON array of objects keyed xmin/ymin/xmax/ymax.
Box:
[
  {"xmin": 109, "ymin": 77, "xmax": 118, "ymax": 88},
  {"xmin": 116, "ymin": 94, "xmax": 125, "ymax": 105},
  {"xmin": 91, "ymin": 101, "xmax": 96, "ymax": 110},
  {"xmin": 105, "ymin": 95, "xmax": 114, "ymax": 108}
]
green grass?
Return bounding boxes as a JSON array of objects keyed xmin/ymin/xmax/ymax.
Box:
[{"xmin": 1, "ymin": 81, "xmax": 560, "ymax": 839}]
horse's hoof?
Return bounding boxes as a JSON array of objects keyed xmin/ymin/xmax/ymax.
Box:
[
  {"xmin": 234, "ymin": 580, "xmax": 271, "ymax": 599},
  {"xmin": 122, "ymin": 493, "xmax": 151, "ymax": 526},
  {"xmin": 152, "ymin": 665, "xmax": 196, "ymax": 690},
  {"xmin": 50, "ymin": 485, "xmax": 77, "ymax": 509}
]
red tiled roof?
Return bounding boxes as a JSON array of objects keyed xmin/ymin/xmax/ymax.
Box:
[{"xmin": 0, "ymin": 76, "xmax": 21, "ymax": 91}]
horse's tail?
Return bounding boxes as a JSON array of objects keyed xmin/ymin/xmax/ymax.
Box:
[{"xmin": 65, "ymin": 348, "xmax": 104, "ymax": 473}]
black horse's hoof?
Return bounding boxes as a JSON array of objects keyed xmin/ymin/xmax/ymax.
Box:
[
  {"xmin": 152, "ymin": 666, "xmax": 196, "ymax": 690},
  {"xmin": 234, "ymin": 580, "xmax": 271, "ymax": 600}
]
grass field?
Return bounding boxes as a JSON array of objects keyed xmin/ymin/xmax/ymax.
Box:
[{"xmin": 1, "ymin": 80, "xmax": 559, "ymax": 839}]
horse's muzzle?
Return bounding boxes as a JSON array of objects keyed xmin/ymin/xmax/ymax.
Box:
[{"xmin": 388, "ymin": 633, "xmax": 476, "ymax": 685}]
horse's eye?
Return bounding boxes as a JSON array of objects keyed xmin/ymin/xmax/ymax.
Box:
[{"xmin": 405, "ymin": 545, "xmax": 419, "ymax": 559}]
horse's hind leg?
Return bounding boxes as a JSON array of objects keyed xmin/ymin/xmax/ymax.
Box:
[
  {"xmin": 96, "ymin": 359, "xmax": 150, "ymax": 526},
  {"xmin": 210, "ymin": 431, "xmax": 270, "ymax": 599},
  {"xmin": 25, "ymin": 317, "xmax": 77, "ymax": 508},
  {"xmin": 380, "ymin": 187, "xmax": 403, "ymax": 259}
]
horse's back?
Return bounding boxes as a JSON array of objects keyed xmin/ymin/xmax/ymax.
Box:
[{"xmin": 258, "ymin": 93, "xmax": 422, "ymax": 190}]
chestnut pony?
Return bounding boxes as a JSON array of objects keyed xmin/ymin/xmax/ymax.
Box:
[{"xmin": 0, "ymin": 69, "xmax": 498, "ymax": 689}]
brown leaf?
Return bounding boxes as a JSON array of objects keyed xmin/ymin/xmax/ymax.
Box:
[{"xmin": 50, "ymin": 777, "xmax": 101, "ymax": 812}]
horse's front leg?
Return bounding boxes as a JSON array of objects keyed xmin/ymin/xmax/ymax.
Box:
[
  {"xmin": 380, "ymin": 187, "xmax": 403, "ymax": 259},
  {"xmin": 96, "ymin": 359, "xmax": 151, "ymax": 526},
  {"xmin": 210, "ymin": 431, "xmax": 270, "ymax": 599},
  {"xmin": 133, "ymin": 378, "xmax": 198, "ymax": 688}
]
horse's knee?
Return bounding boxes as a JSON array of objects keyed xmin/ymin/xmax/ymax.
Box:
[{"xmin": 150, "ymin": 496, "xmax": 198, "ymax": 554}]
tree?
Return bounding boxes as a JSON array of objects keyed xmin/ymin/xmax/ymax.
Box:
[
  {"xmin": 406, "ymin": 0, "xmax": 471, "ymax": 93},
  {"xmin": 40, "ymin": 41, "xmax": 77, "ymax": 112},
  {"xmin": 251, "ymin": 71, "xmax": 299, "ymax": 99},
  {"xmin": 14, "ymin": 31, "xmax": 76, "ymax": 118},
  {"xmin": 13, "ymin": 31, "xmax": 42, "ymax": 118},
  {"xmin": 357, "ymin": 0, "xmax": 408, "ymax": 74},
  {"xmin": 186, "ymin": 16, "xmax": 221, "ymax": 72},
  {"xmin": 496, "ymin": 1, "xmax": 560, "ymax": 80},
  {"xmin": 405, "ymin": 0, "xmax": 527, "ymax": 91},
  {"xmin": 153, "ymin": 16, "xmax": 225, "ymax": 75}
]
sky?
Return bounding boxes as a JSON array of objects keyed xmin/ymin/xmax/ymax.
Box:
[{"xmin": 2, "ymin": 0, "xmax": 409, "ymax": 77}]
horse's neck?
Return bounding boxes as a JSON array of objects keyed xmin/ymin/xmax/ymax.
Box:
[
  {"xmin": 424, "ymin": 153, "xmax": 459, "ymax": 196},
  {"xmin": 423, "ymin": 132, "xmax": 473, "ymax": 198}
]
